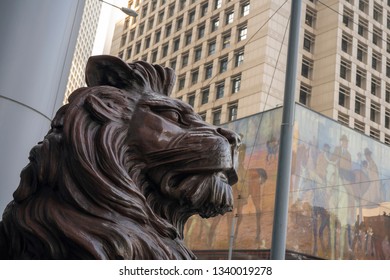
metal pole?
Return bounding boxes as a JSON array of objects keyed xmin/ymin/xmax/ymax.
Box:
[
  {"xmin": 228, "ymin": 214, "xmax": 238, "ymax": 260},
  {"xmin": 270, "ymin": 0, "xmax": 302, "ymax": 260}
]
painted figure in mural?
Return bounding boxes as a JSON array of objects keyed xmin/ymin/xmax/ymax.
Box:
[
  {"xmin": 266, "ymin": 135, "xmax": 279, "ymax": 165},
  {"xmin": 382, "ymin": 235, "xmax": 390, "ymax": 259},
  {"xmin": 362, "ymin": 148, "xmax": 381, "ymax": 207},
  {"xmin": 328, "ymin": 134, "xmax": 354, "ymax": 259},
  {"xmin": 311, "ymin": 143, "xmax": 332, "ymax": 256},
  {"xmin": 0, "ymin": 55, "xmax": 240, "ymax": 259}
]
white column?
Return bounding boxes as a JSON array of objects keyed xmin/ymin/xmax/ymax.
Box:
[{"xmin": 0, "ymin": 0, "xmax": 86, "ymax": 213}]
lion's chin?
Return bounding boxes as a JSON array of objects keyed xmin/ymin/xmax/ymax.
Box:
[{"xmin": 161, "ymin": 172, "xmax": 234, "ymax": 218}]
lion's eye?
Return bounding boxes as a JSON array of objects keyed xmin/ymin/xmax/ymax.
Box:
[{"xmin": 160, "ymin": 110, "xmax": 180, "ymax": 123}]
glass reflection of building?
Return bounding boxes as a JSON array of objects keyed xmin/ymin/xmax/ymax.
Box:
[{"xmin": 184, "ymin": 104, "xmax": 390, "ymax": 260}]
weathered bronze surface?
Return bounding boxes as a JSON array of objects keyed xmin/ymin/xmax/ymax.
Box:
[{"xmin": 0, "ymin": 55, "xmax": 240, "ymax": 259}]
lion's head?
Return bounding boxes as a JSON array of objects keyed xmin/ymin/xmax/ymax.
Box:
[{"xmin": 0, "ymin": 55, "xmax": 240, "ymax": 259}]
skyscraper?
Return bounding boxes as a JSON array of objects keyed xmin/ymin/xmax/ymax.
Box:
[
  {"xmin": 64, "ymin": 0, "xmax": 102, "ymax": 102},
  {"xmin": 110, "ymin": 0, "xmax": 390, "ymax": 146}
]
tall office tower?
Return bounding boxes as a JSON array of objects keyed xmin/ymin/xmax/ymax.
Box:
[
  {"xmin": 64, "ymin": 0, "xmax": 102, "ymax": 102},
  {"xmin": 110, "ymin": 0, "xmax": 390, "ymax": 145}
]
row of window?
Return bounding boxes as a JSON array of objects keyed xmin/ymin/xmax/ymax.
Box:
[
  {"xmin": 190, "ymin": 102, "xmax": 238, "ymax": 125},
  {"xmin": 122, "ymin": 0, "xmax": 250, "ymax": 48},
  {"xmin": 120, "ymin": 18, "xmax": 248, "ymax": 60},
  {"xmin": 178, "ymin": 74, "xmax": 242, "ymax": 102}
]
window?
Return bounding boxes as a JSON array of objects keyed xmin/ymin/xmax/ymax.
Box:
[
  {"xmin": 141, "ymin": 55, "xmax": 148, "ymax": 61},
  {"xmin": 118, "ymin": 51, "xmax": 124, "ymax": 59},
  {"xmin": 340, "ymin": 59, "xmax": 351, "ymax": 81},
  {"xmin": 370, "ymin": 101, "xmax": 380, "ymax": 123},
  {"xmin": 155, "ymin": 29, "xmax": 161, "ymax": 43},
  {"xmin": 370, "ymin": 128, "xmax": 380, "ymax": 140},
  {"xmin": 341, "ymin": 32, "xmax": 352, "ymax": 54},
  {"xmin": 205, "ymin": 63, "xmax": 213, "ymax": 79},
  {"xmin": 385, "ymin": 109, "xmax": 390, "ymax": 129},
  {"xmin": 188, "ymin": 93, "xmax": 195, "ymax": 107},
  {"xmin": 169, "ymin": 4, "xmax": 175, "ymax": 17},
  {"xmin": 178, "ymin": 75, "xmax": 186, "ymax": 90},
  {"xmin": 234, "ymin": 48, "xmax": 244, "ymax": 67},
  {"xmin": 162, "ymin": 43, "xmax": 169, "ymax": 58},
  {"xmin": 371, "ymin": 76, "xmax": 381, "ymax": 97},
  {"xmin": 188, "ymin": 9, "xmax": 196, "ymax": 24},
  {"xmin": 231, "ymin": 75, "xmax": 241, "ymax": 93},
  {"xmin": 208, "ymin": 40, "xmax": 216, "ymax": 55},
  {"xmin": 228, "ymin": 103, "xmax": 238, "ymax": 121},
  {"xmin": 148, "ymin": 18, "xmax": 154, "ymax": 30},
  {"xmin": 158, "ymin": 11, "xmax": 165, "ymax": 24},
  {"xmin": 219, "ymin": 56, "xmax": 228, "ymax": 73},
  {"xmin": 372, "ymin": 51, "xmax": 381, "ymax": 72},
  {"xmin": 241, "ymin": 1, "xmax": 250, "ymax": 17},
  {"xmin": 201, "ymin": 2, "xmax": 208, "ymax": 17},
  {"xmin": 179, "ymin": 0, "xmax": 186, "ymax": 10},
  {"xmin": 212, "ymin": 108, "xmax": 222, "ymax": 125},
  {"xmin": 373, "ymin": 27, "xmax": 382, "ymax": 47},
  {"xmin": 305, "ymin": 7, "xmax": 316, "ymax": 27},
  {"xmin": 141, "ymin": 4, "xmax": 148, "ymax": 17},
  {"xmin": 214, "ymin": 0, "xmax": 222, "ymax": 10},
  {"xmin": 216, "ymin": 82, "xmax": 225, "ymax": 99},
  {"xmin": 173, "ymin": 36, "xmax": 180, "ymax": 52},
  {"xmin": 355, "ymin": 67, "xmax": 366, "ymax": 89},
  {"xmin": 355, "ymin": 94, "xmax": 365, "ymax": 116},
  {"xmin": 359, "ymin": 0, "xmax": 368, "ymax": 13},
  {"xmin": 198, "ymin": 24, "xmax": 205, "ymax": 39},
  {"xmin": 387, "ymin": 15, "xmax": 390, "ymax": 29},
  {"xmin": 138, "ymin": 23, "xmax": 145, "ymax": 36},
  {"xmin": 355, "ymin": 120, "xmax": 365, "ymax": 134},
  {"xmin": 165, "ymin": 23, "xmax": 172, "ymax": 37},
  {"xmin": 303, "ymin": 31, "xmax": 315, "ymax": 53},
  {"xmin": 181, "ymin": 52, "xmax": 189, "ymax": 67},
  {"xmin": 386, "ymin": 83, "xmax": 390, "ymax": 103},
  {"xmin": 301, "ymin": 57, "xmax": 314, "ymax": 79},
  {"xmin": 194, "ymin": 46, "xmax": 202, "ymax": 61},
  {"xmin": 120, "ymin": 34, "xmax": 127, "ymax": 47},
  {"xmin": 185, "ymin": 32, "xmax": 192, "ymax": 46},
  {"xmin": 144, "ymin": 36, "xmax": 151, "ymax": 49},
  {"xmin": 357, "ymin": 42, "xmax": 367, "ymax": 63},
  {"xmin": 225, "ymin": 10, "xmax": 234, "ymax": 25},
  {"xmin": 358, "ymin": 17, "xmax": 368, "ymax": 38},
  {"xmin": 129, "ymin": 30, "xmax": 135, "ymax": 41},
  {"xmin": 191, "ymin": 69, "xmax": 199, "ymax": 84},
  {"xmin": 126, "ymin": 47, "xmax": 132, "ymax": 59},
  {"xmin": 135, "ymin": 42, "xmax": 141, "ymax": 54},
  {"xmin": 169, "ymin": 59, "xmax": 176, "ymax": 70},
  {"xmin": 338, "ymin": 85, "xmax": 350, "ymax": 108},
  {"xmin": 338, "ymin": 112, "xmax": 349, "ymax": 126},
  {"xmin": 238, "ymin": 25, "xmax": 247, "ymax": 41},
  {"xmin": 211, "ymin": 17, "xmax": 220, "ymax": 32},
  {"xmin": 124, "ymin": 17, "xmax": 130, "ymax": 30},
  {"xmin": 222, "ymin": 32, "xmax": 231, "ymax": 49},
  {"xmin": 373, "ymin": 2, "xmax": 383, "ymax": 23},
  {"xmin": 299, "ymin": 83, "xmax": 311, "ymax": 106},
  {"xmin": 387, "ymin": 59, "xmax": 390, "ymax": 78},
  {"xmin": 343, "ymin": 7, "xmax": 353, "ymax": 29},
  {"xmin": 176, "ymin": 17, "xmax": 183, "ymax": 31},
  {"xmin": 201, "ymin": 87, "xmax": 209, "ymax": 104}
]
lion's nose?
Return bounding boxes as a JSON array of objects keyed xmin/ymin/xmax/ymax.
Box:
[{"xmin": 217, "ymin": 127, "xmax": 241, "ymax": 147}]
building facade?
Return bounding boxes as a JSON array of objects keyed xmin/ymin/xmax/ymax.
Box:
[
  {"xmin": 64, "ymin": 0, "xmax": 102, "ymax": 102},
  {"xmin": 111, "ymin": 0, "xmax": 390, "ymax": 145}
]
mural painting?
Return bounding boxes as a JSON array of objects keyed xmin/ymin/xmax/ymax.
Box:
[{"xmin": 184, "ymin": 105, "xmax": 390, "ymax": 260}]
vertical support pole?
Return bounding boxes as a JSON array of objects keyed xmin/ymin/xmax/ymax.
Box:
[
  {"xmin": 270, "ymin": 0, "xmax": 302, "ymax": 260},
  {"xmin": 228, "ymin": 214, "xmax": 237, "ymax": 260}
]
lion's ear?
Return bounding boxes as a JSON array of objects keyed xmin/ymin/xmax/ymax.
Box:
[{"xmin": 85, "ymin": 55, "xmax": 139, "ymax": 90}]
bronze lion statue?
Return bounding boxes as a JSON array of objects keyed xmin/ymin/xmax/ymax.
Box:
[{"xmin": 0, "ymin": 55, "xmax": 240, "ymax": 259}]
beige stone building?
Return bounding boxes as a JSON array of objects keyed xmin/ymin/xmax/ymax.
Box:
[{"xmin": 110, "ymin": 0, "xmax": 390, "ymax": 145}]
